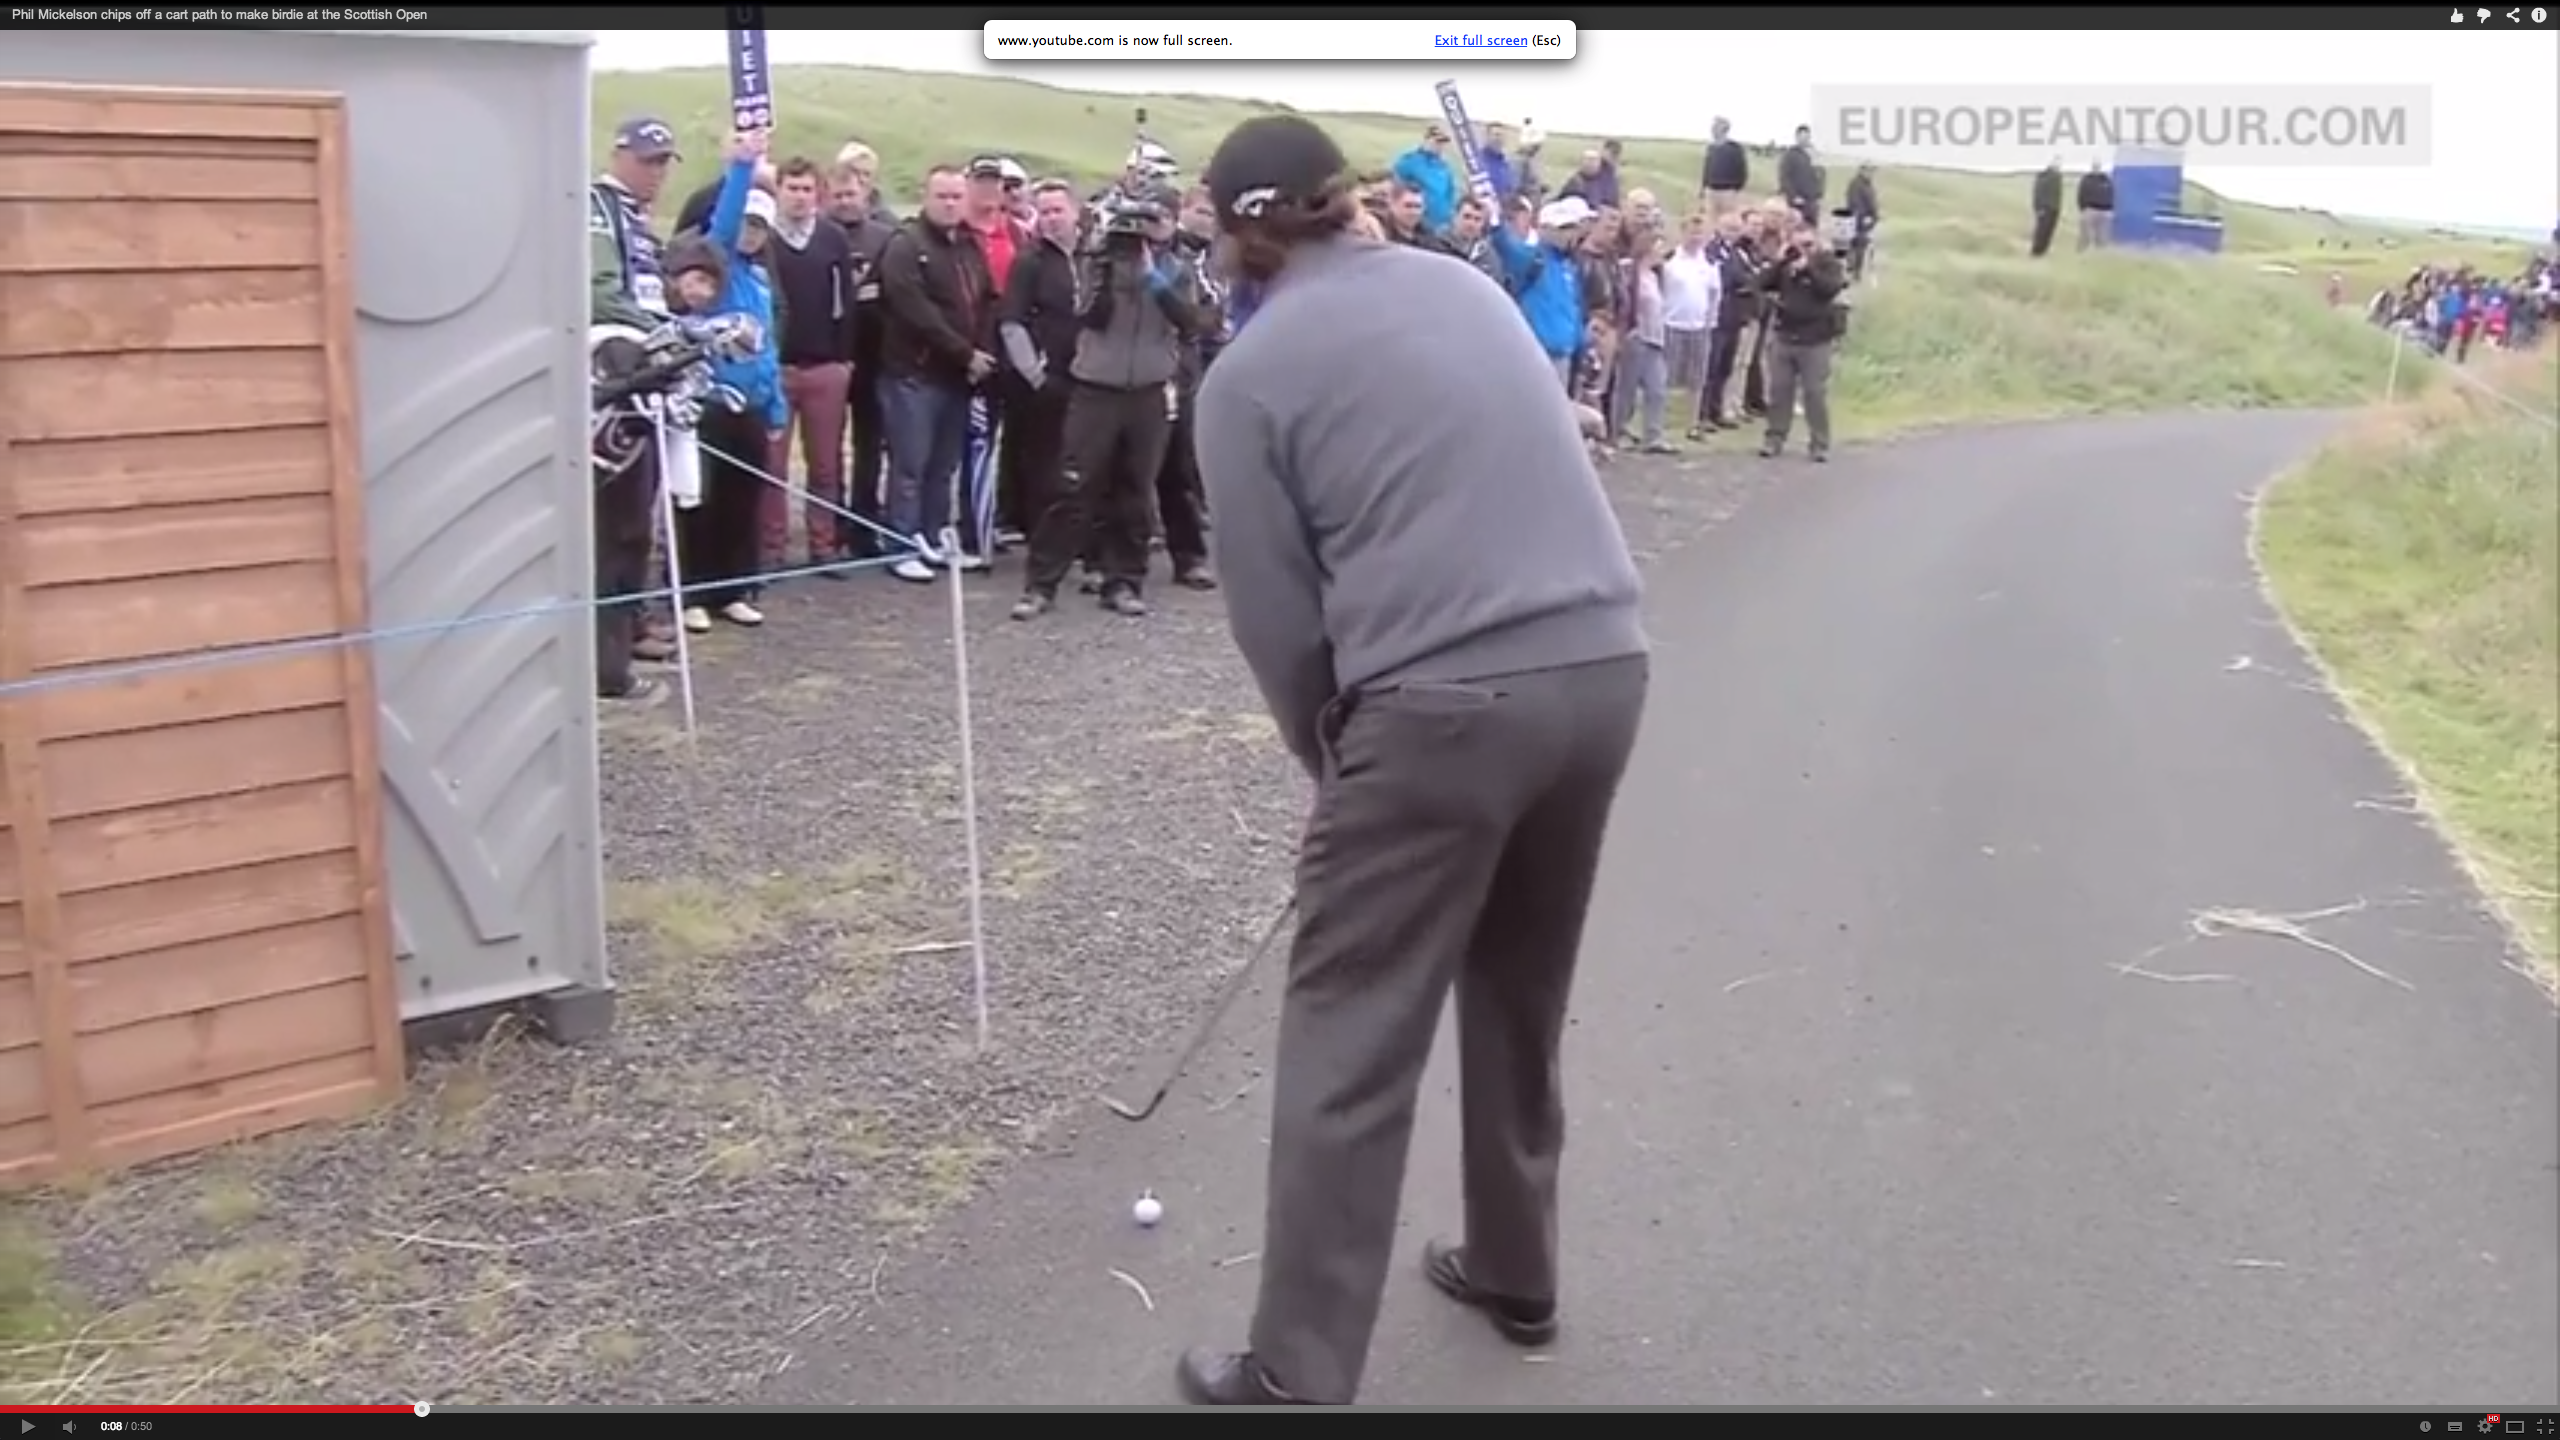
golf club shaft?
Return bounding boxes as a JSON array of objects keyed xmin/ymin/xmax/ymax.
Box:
[{"xmin": 1110, "ymin": 895, "xmax": 1295, "ymax": 1118}]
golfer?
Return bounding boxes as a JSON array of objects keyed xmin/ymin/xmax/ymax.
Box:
[{"xmin": 1176, "ymin": 114, "xmax": 1651, "ymax": 1407}]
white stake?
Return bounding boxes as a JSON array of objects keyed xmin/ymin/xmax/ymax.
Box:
[
  {"xmin": 652, "ymin": 411, "xmax": 700, "ymax": 738},
  {"xmin": 941, "ymin": 525, "xmax": 992, "ymax": 1050}
]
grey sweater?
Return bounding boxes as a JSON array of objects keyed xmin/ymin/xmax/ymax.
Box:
[{"xmin": 1193, "ymin": 236, "xmax": 1646, "ymax": 776}]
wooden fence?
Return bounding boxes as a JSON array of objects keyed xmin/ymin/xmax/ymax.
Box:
[{"xmin": 0, "ymin": 83, "xmax": 403, "ymax": 1185}]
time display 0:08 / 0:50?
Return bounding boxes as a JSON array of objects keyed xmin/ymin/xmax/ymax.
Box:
[{"xmin": 97, "ymin": 1423, "xmax": 154, "ymax": 1431}]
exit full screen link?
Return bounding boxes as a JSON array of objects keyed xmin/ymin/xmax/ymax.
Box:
[{"xmin": 982, "ymin": 19, "xmax": 1578, "ymax": 61}]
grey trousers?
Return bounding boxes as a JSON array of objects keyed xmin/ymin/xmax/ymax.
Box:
[
  {"xmin": 1763, "ymin": 335, "xmax": 1834, "ymax": 454},
  {"xmin": 1248, "ymin": 654, "xmax": 1650, "ymax": 1404}
]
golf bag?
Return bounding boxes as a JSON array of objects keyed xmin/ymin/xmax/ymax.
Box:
[{"xmin": 590, "ymin": 314, "xmax": 758, "ymax": 484}]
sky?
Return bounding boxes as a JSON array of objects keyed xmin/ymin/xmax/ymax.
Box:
[{"xmin": 589, "ymin": 27, "xmax": 2560, "ymax": 234}]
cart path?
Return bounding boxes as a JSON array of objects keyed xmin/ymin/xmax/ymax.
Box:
[{"xmin": 764, "ymin": 411, "xmax": 2560, "ymax": 1407}]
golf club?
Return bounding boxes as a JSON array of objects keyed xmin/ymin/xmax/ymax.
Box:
[{"xmin": 1100, "ymin": 895, "xmax": 1297, "ymax": 1122}]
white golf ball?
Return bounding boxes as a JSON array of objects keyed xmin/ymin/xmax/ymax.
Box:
[{"xmin": 1132, "ymin": 1191, "xmax": 1164, "ymax": 1228}]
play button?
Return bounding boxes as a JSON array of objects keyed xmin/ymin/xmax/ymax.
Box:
[{"xmin": 20, "ymin": 1420, "xmax": 32, "ymax": 1434}]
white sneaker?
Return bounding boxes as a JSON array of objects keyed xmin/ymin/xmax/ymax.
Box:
[
  {"xmin": 891, "ymin": 558, "xmax": 935, "ymax": 584},
  {"xmin": 720, "ymin": 600, "xmax": 764, "ymax": 627},
  {"xmin": 955, "ymin": 552, "xmax": 991, "ymax": 573},
  {"xmin": 680, "ymin": 606, "xmax": 712, "ymax": 634}
]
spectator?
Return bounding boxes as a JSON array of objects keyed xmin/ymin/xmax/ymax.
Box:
[
  {"xmin": 2076, "ymin": 162, "xmax": 2115, "ymax": 251},
  {"xmin": 1449, "ymin": 195, "xmax": 1505, "ymax": 286},
  {"xmin": 1383, "ymin": 182, "xmax": 1456, "ymax": 254},
  {"xmin": 1512, "ymin": 120, "xmax": 1549, "ymax": 205},
  {"xmin": 1689, "ymin": 211, "xmax": 1763, "ymax": 436},
  {"xmin": 674, "ymin": 151, "xmax": 778, "ymax": 238},
  {"xmin": 875, "ymin": 165, "xmax": 998, "ymax": 584},
  {"xmin": 588, "ymin": 115, "xmax": 684, "ymax": 699},
  {"xmin": 824, "ymin": 158, "xmax": 900, "ymax": 559},
  {"xmin": 834, "ymin": 141, "xmax": 902, "ymax": 227},
  {"xmin": 1390, "ymin": 124, "xmax": 1462, "ymax": 233},
  {"xmin": 1010, "ymin": 190, "xmax": 1210, "ymax": 620},
  {"xmin": 766, "ymin": 155, "xmax": 861, "ymax": 569},
  {"xmin": 1625, "ymin": 186, "xmax": 1663, "ymax": 232},
  {"xmin": 1699, "ymin": 117, "xmax": 1749, "ymax": 220},
  {"xmin": 1476, "ymin": 122, "xmax": 1519, "ymax": 203},
  {"xmin": 1155, "ymin": 185, "xmax": 1225, "ymax": 592},
  {"xmin": 2029, "ymin": 158, "xmax": 2064, "ymax": 258},
  {"xmin": 1779, "ymin": 125, "xmax": 1823, "ymax": 226},
  {"xmin": 1616, "ymin": 235, "xmax": 1677, "ymax": 454},
  {"xmin": 996, "ymin": 178, "xmax": 1084, "ymax": 572},
  {"xmin": 1488, "ymin": 195, "xmax": 1591, "ymax": 389},
  {"xmin": 1841, "ymin": 163, "xmax": 1879, "ymax": 280},
  {"xmin": 1558, "ymin": 147, "xmax": 1618, "ymax": 211},
  {"xmin": 675, "ymin": 133, "xmax": 791, "ymax": 633},
  {"xmin": 1661, "ymin": 212, "xmax": 1720, "ymax": 394},
  {"xmin": 960, "ymin": 155, "xmax": 1036, "ymax": 565},
  {"xmin": 1756, "ymin": 215, "xmax": 1848, "ymax": 463}
]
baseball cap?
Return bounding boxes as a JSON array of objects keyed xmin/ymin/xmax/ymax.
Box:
[
  {"xmin": 613, "ymin": 116, "xmax": 680, "ymax": 161},
  {"xmin": 1204, "ymin": 114, "xmax": 1348, "ymax": 224},
  {"xmin": 966, "ymin": 155, "xmax": 1009, "ymax": 181},
  {"xmin": 1537, "ymin": 196, "xmax": 1594, "ymax": 229},
  {"xmin": 743, "ymin": 189, "xmax": 778, "ymax": 226},
  {"xmin": 997, "ymin": 157, "xmax": 1030, "ymax": 184}
]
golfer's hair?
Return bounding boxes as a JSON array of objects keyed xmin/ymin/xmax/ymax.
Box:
[
  {"xmin": 778, "ymin": 156, "xmax": 822, "ymax": 182},
  {"xmin": 835, "ymin": 141, "xmax": 878, "ymax": 172},
  {"xmin": 1227, "ymin": 172, "xmax": 1361, "ymax": 282}
]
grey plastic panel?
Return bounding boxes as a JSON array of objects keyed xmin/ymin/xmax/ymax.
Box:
[{"xmin": 4, "ymin": 32, "xmax": 609, "ymax": 1021}]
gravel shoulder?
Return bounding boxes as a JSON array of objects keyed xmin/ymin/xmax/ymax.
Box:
[{"xmin": 0, "ymin": 440, "xmax": 1776, "ymax": 1405}]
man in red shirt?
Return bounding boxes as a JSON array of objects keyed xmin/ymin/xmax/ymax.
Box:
[{"xmin": 963, "ymin": 156, "xmax": 1037, "ymax": 557}]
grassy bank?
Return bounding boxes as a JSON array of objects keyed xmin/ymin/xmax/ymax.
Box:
[
  {"xmin": 2256, "ymin": 348, "xmax": 2560, "ymax": 973},
  {"xmin": 591, "ymin": 64, "xmax": 2531, "ymax": 435}
]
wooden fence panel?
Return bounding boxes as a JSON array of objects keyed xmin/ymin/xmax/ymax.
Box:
[{"xmin": 0, "ymin": 83, "xmax": 401, "ymax": 1185}]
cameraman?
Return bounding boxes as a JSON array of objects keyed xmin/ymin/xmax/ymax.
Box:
[
  {"xmin": 1011, "ymin": 191, "xmax": 1212, "ymax": 620},
  {"xmin": 1755, "ymin": 217, "xmax": 1848, "ymax": 463}
]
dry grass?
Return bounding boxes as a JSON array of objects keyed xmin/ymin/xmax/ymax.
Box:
[{"xmin": 2256, "ymin": 346, "xmax": 2560, "ymax": 975}]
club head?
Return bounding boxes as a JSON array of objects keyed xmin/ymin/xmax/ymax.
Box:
[{"xmin": 1100, "ymin": 1090, "xmax": 1163, "ymax": 1122}]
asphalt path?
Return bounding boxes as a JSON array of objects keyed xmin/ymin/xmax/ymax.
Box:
[{"xmin": 765, "ymin": 411, "xmax": 2560, "ymax": 1408}]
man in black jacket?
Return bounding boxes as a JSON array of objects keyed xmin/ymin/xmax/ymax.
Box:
[
  {"xmin": 1010, "ymin": 196, "xmax": 1210, "ymax": 620},
  {"xmin": 2029, "ymin": 158, "xmax": 2064, "ymax": 258},
  {"xmin": 825, "ymin": 161, "xmax": 900, "ymax": 558},
  {"xmin": 2076, "ymin": 163, "xmax": 2116, "ymax": 251},
  {"xmin": 1778, "ymin": 125, "xmax": 1824, "ymax": 227},
  {"xmin": 1841, "ymin": 163, "xmax": 1879, "ymax": 280},
  {"xmin": 1152, "ymin": 185, "xmax": 1225, "ymax": 592},
  {"xmin": 1688, "ymin": 214, "xmax": 1762, "ymax": 437},
  {"xmin": 1383, "ymin": 182, "xmax": 1458, "ymax": 256},
  {"xmin": 1756, "ymin": 216, "xmax": 1848, "ymax": 462},
  {"xmin": 875, "ymin": 166, "xmax": 999, "ymax": 584},
  {"xmin": 767, "ymin": 156, "xmax": 862, "ymax": 567},
  {"xmin": 995, "ymin": 178, "xmax": 1084, "ymax": 577},
  {"xmin": 1697, "ymin": 116, "xmax": 1749, "ymax": 221}
]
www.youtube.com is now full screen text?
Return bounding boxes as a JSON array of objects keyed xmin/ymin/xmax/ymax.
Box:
[{"xmin": 981, "ymin": 19, "xmax": 1577, "ymax": 61}]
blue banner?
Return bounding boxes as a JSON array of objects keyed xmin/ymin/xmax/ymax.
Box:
[
  {"xmin": 1433, "ymin": 80, "xmax": 1498, "ymax": 212},
  {"xmin": 727, "ymin": 7, "xmax": 772, "ymax": 132}
]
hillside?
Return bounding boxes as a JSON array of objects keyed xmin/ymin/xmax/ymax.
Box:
[{"xmin": 593, "ymin": 64, "xmax": 2536, "ymax": 435}]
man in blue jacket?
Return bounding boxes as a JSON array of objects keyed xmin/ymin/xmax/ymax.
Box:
[
  {"xmin": 1487, "ymin": 195, "xmax": 1590, "ymax": 390},
  {"xmin": 1390, "ymin": 123, "xmax": 1462, "ymax": 234},
  {"xmin": 1476, "ymin": 122, "xmax": 1519, "ymax": 205},
  {"xmin": 675, "ymin": 131, "xmax": 791, "ymax": 633}
]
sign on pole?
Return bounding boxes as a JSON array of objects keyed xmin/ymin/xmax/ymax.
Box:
[
  {"xmin": 727, "ymin": 6, "xmax": 772, "ymax": 132},
  {"xmin": 1433, "ymin": 79, "xmax": 1499, "ymax": 211}
]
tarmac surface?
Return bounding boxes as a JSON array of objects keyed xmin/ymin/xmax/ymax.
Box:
[{"xmin": 762, "ymin": 411, "xmax": 2560, "ymax": 1408}]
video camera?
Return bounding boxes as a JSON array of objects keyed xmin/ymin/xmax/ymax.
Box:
[
  {"xmin": 1092, "ymin": 187, "xmax": 1171, "ymax": 245},
  {"xmin": 589, "ymin": 313, "xmax": 759, "ymax": 476}
]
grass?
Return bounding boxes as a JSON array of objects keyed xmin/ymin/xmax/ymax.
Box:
[
  {"xmin": 593, "ymin": 63, "xmax": 2542, "ymax": 435},
  {"xmin": 2255, "ymin": 347, "xmax": 2560, "ymax": 975}
]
